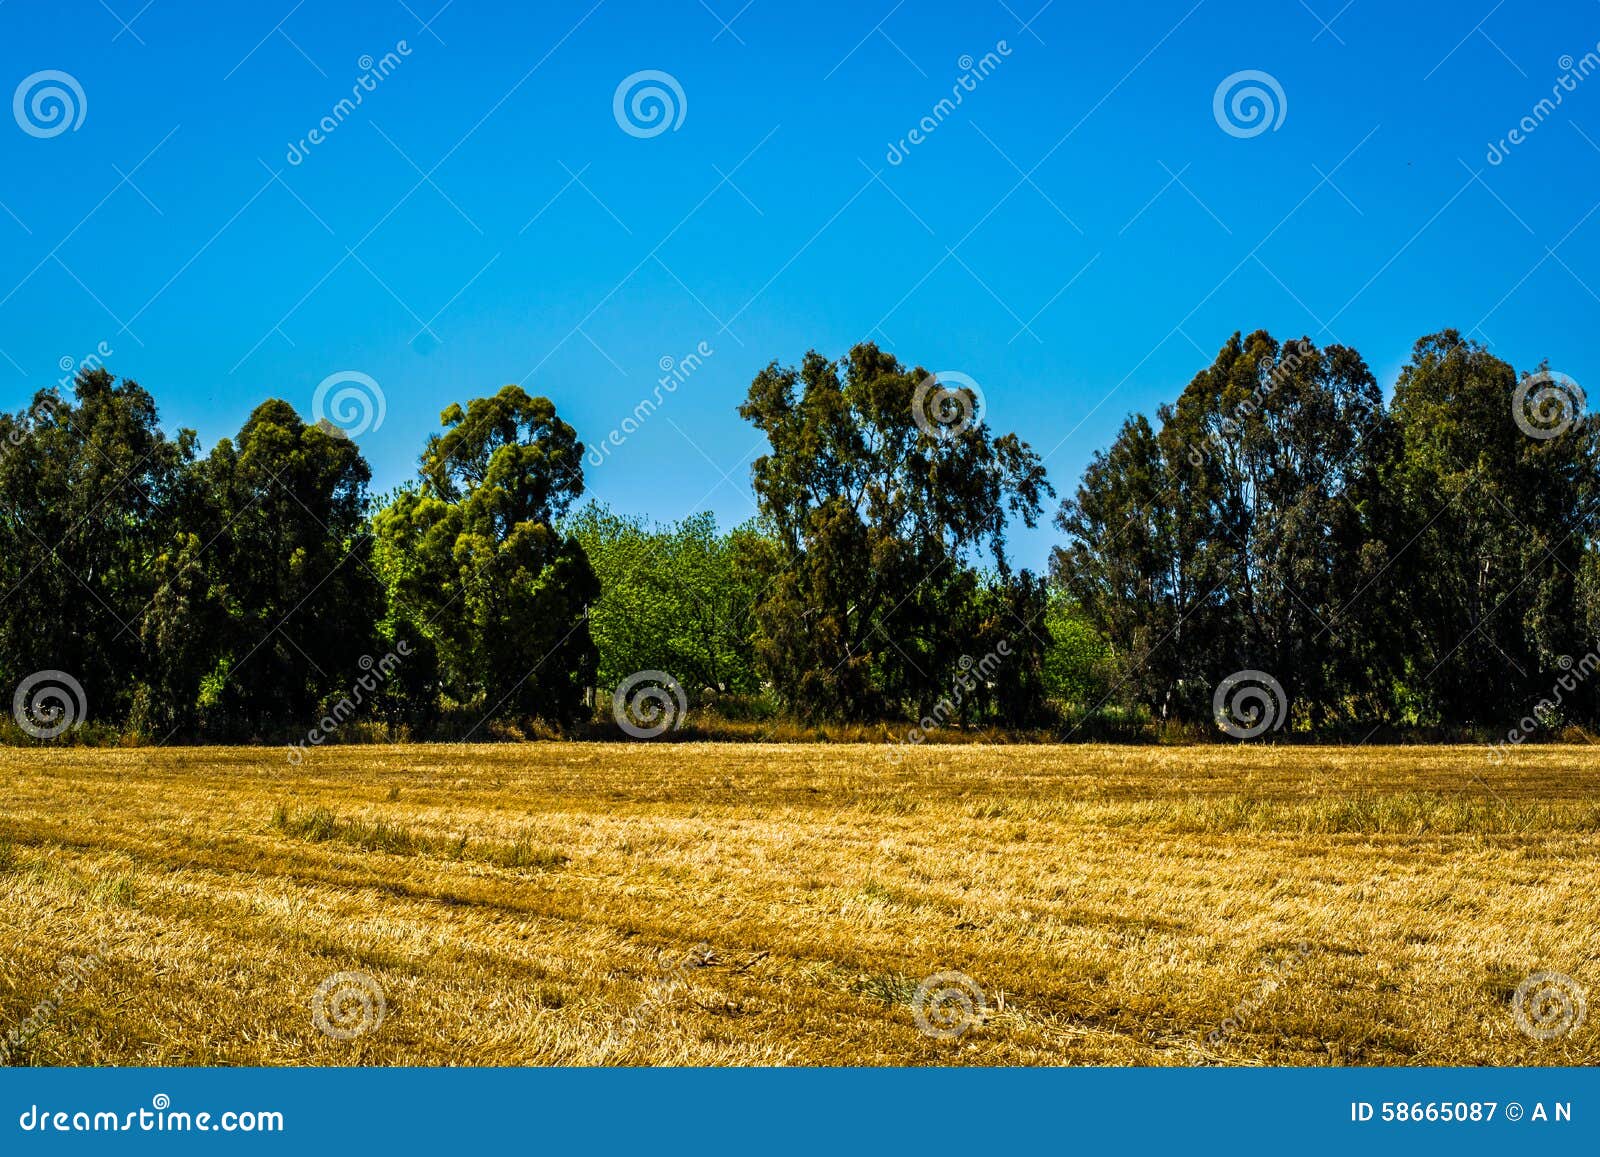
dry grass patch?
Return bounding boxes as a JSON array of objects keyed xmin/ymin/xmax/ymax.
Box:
[{"xmin": 0, "ymin": 743, "xmax": 1596, "ymax": 1065}]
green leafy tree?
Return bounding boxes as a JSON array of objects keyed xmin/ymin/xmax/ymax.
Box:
[
  {"xmin": 168, "ymin": 400, "xmax": 382, "ymax": 734},
  {"xmin": 374, "ymin": 387, "xmax": 597, "ymax": 727},
  {"xmin": 963, "ymin": 569, "xmax": 1055, "ymax": 728},
  {"xmin": 566, "ymin": 502, "xmax": 763, "ymax": 696},
  {"xmin": 738, "ymin": 343, "xmax": 1051, "ymax": 720},
  {"xmin": 1054, "ymin": 410, "xmax": 1201, "ymax": 719},
  {"xmin": 1041, "ymin": 589, "xmax": 1110, "ymax": 708},
  {"xmin": 1056, "ymin": 331, "xmax": 1391, "ymax": 728},
  {"xmin": 1386, "ymin": 330, "xmax": 1597, "ymax": 724},
  {"xmin": 0, "ymin": 368, "xmax": 196, "ymax": 732},
  {"xmin": 1170, "ymin": 331, "xmax": 1388, "ymax": 725}
]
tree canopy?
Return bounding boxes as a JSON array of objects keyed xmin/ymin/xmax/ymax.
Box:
[
  {"xmin": 373, "ymin": 386, "xmax": 598, "ymax": 728},
  {"xmin": 736, "ymin": 342, "xmax": 1052, "ymax": 720},
  {"xmin": 1054, "ymin": 328, "xmax": 1600, "ymax": 733},
  {"xmin": 3, "ymin": 329, "xmax": 1595, "ymax": 746}
]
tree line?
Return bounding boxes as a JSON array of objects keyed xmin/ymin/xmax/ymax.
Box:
[{"xmin": 1, "ymin": 328, "xmax": 1593, "ymax": 744}]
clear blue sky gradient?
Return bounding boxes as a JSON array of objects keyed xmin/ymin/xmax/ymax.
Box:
[{"xmin": 4, "ymin": 0, "xmax": 1599, "ymax": 570}]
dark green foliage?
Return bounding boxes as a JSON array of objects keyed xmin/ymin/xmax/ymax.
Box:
[
  {"xmin": 6, "ymin": 327, "xmax": 1596, "ymax": 745},
  {"xmin": 736, "ymin": 342, "xmax": 1054, "ymax": 722},
  {"xmin": 176, "ymin": 400, "xmax": 384, "ymax": 734},
  {"xmin": 1055, "ymin": 328, "xmax": 1600, "ymax": 733},
  {"xmin": 1384, "ymin": 331, "xmax": 1598, "ymax": 725},
  {"xmin": 373, "ymin": 386, "xmax": 598, "ymax": 729},
  {"xmin": 0, "ymin": 369, "xmax": 196, "ymax": 730}
]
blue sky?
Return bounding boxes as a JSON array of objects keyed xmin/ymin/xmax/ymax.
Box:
[{"xmin": 3, "ymin": 0, "xmax": 1599, "ymax": 569}]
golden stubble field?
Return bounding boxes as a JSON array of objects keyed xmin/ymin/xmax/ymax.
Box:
[{"xmin": 0, "ymin": 742, "xmax": 1597, "ymax": 1066}]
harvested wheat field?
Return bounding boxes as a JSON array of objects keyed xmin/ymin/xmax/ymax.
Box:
[{"xmin": 1, "ymin": 742, "xmax": 1597, "ymax": 1067}]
